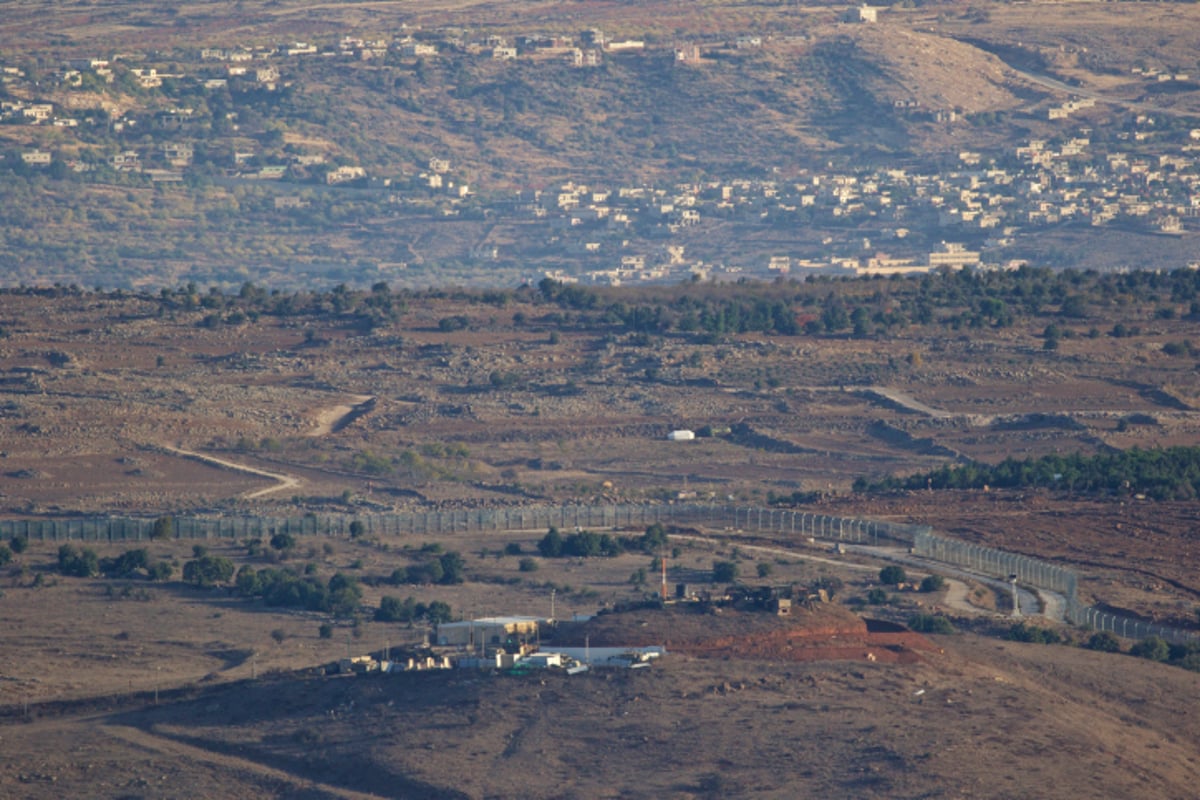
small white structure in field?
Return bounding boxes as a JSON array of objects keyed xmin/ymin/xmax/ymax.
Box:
[{"xmin": 667, "ymin": 429, "xmax": 696, "ymax": 441}]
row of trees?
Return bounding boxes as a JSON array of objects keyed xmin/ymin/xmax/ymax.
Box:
[
  {"xmin": 58, "ymin": 545, "xmax": 173, "ymax": 581},
  {"xmin": 855, "ymin": 446, "xmax": 1200, "ymax": 501},
  {"xmin": 536, "ymin": 523, "xmax": 670, "ymax": 559}
]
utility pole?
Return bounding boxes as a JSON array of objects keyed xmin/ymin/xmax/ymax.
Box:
[{"xmin": 1009, "ymin": 574, "xmax": 1021, "ymax": 618}]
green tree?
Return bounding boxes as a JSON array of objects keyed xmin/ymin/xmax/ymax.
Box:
[
  {"xmin": 712, "ymin": 560, "xmax": 739, "ymax": 583},
  {"xmin": 919, "ymin": 574, "xmax": 946, "ymax": 593},
  {"xmin": 425, "ymin": 600, "xmax": 453, "ymax": 624},
  {"xmin": 150, "ymin": 516, "xmax": 174, "ymax": 540},
  {"xmin": 327, "ymin": 572, "xmax": 363, "ymax": 616},
  {"xmin": 641, "ymin": 522, "xmax": 668, "ymax": 552},
  {"xmin": 57, "ymin": 544, "xmax": 99, "ymax": 577},
  {"xmin": 1130, "ymin": 636, "xmax": 1170, "ymax": 662},
  {"xmin": 538, "ymin": 526, "xmax": 563, "ymax": 557},
  {"xmin": 438, "ymin": 551, "xmax": 466, "ymax": 584},
  {"xmin": 270, "ymin": 532, "xmax": 297, "ymax": 552},
  {"xmin": 183, "ymin": 555, "xmax": 236, "ymax": 587},
  {"xmin": 879, "ymin": 565, "xmax": 907, "ymax": 585},
  {"xmin": 1085, "ymin": 631, "xmax": 1122, "ymax": 653}
]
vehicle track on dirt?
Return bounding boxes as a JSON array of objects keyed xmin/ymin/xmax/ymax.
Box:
[{"xmin": 105, "ymin": 723, "xmax": 392, "ymax": 800}]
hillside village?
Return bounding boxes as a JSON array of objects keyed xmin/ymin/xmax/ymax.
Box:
[{"xmin": 3, "ymin": 15, "xmax": 1200, "ymax": 287}]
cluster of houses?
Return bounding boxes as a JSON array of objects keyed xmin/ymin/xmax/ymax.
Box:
[
  {"xmin": 3, "ymin": 15, "xmax": 1200, "ymax": 285},
  {"xmin": 496, "ymin": 121, "xmax": 1200, "ymax": 285}
]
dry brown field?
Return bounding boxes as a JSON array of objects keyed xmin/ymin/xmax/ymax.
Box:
[{"xmin": 2, "ymin": 285, "xmax": 1200, "ymax": 796}]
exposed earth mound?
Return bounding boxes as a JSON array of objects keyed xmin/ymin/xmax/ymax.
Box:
[{"xmin": 553, "ymin": 603, "xmax": 936, "ymax": 664}]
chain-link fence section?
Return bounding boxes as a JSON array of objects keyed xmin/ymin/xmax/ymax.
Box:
[
  {"xmin": 0, "ymin": 504, "xmax": 921, "ymax": 544},
  {"xmin": 5, "ymin": 505, "xmax": 1194, "ymax": 644},
  {"xmin": 913, "ymin": 529, "xmax": 1200, "ymax": 646}
]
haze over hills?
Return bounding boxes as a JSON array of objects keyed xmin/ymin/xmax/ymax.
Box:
[{"xmin": 1, "ymin": 0, "xmax": 1199, "ymax": 289}]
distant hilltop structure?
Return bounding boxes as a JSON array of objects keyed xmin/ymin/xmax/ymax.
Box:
[{"xmin": 844, "ymin": 4, "xmax": 878, "ymax": 23}]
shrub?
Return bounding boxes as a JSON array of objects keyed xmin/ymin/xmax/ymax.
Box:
[
  {"xmin": 1006, "ymin": 622, "xmax": 1061, "ymax": 644},
  {"xmin": 879, "ymin": 565, "xmax": 907, "ymax": 585},
  {"xmin": 183, "ymin": 555, "xmax": 236, "ymax": 587},
  {"xmin": 756, "ymin": 562, "xmax": 773, "ymax": 579},
  {"xmin": 537, "ymin": 526, "xmax": 564, "ymax": 557},
  {"xmin": 58, "ymin": 544, "xmax": 99, "ymax": 577},
  {"xmin": 376, "ymin": 595, "xmax": 417, "ymax": 622},
  {"xmin": 270, "ymin": 532, "xmax": 297, "ymax": 552},
  {"xmin": 100, "ymin": 548, "xmax": 149, "ymax": 579},
  {"xmin": 1085, "ymin": 631, "xmax": 1122, "ymax": 653},
  {"xmin": 518, "ymin": 557, "xmax": 539, "ymax": 573},
  {"xmin": 503, "ymin": 542, "xmax": 523, "ymax": 556},
  {"xmin": 919, "ymin": 574, "xmax": 946, "ymax": 593},
  {"xmin": 9, "ymin": 534, "xmax": 28, "ymax": 554},
  {"xmin": 0, "ymin": 544, "xmax": 11, "ymax": 567},
  {"xmin": 866, "ymin": 587, "xmax": 888, "ymax": 605},
  {"xmin": 908, "ymin": 614, "xmax": 955, "ymax": 634},
  {"xmin": 148, "ymin": 561, "xmax": 174, "ymax": 581},
  {"xmin": 641, "ymin": 523, "xmax": 668, "ymax": 553},
  {"xmin": 150, "ymin": 516, "xmax": 174, "ymax": 540},
  {"xmin": 712, "ymin": 560, "xmax": 739, "ymax": 583},
  {"xmin": 318, "ymin": 623, "xmax": 334, "ymax": 639},
  {"xmin": 1130, "ymin": 636, "xmax": 1170, "ymax": 662},
  {"xmin": 349, "ymin": 520, "xmax": 366, "ymax": 538}
]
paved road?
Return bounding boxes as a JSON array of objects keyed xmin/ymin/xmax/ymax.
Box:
[
  {"xmin": 672, "ymin": 534, "xmax": 1061, "ymax": 621},
  {"xmin": 845, "ymin": 544, "xmax": 1063, "ymax": 622}
]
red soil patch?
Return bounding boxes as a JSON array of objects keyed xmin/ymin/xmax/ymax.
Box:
[{"xmin": 553, "ymin": 603, "xmax": 936, "ymax": 664}]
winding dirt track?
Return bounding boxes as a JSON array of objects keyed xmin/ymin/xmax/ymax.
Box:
[
  {"xmin": 157, "ymin": 394, "xmax": 375, "ymax": 499},
  {"xmin": 105, "ymin": 724, "xmax": 391, "ymax": 800}
]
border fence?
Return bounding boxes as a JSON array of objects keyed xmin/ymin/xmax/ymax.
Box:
[
  {"xmin": 0, "ymin": 503, "xmax": 927, "ymax": 545},
  {"xmin": 3, "ymin": 504, "xmax": 1195, "ymax": 645},
  {"xmin": 913, "ymin": 529, "xmax": 1199, "ymax": 646}
]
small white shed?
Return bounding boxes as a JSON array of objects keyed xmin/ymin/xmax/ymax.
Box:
[{"xmin": 667, "ymin": 429, "xmax": 695, "ymax": 441}]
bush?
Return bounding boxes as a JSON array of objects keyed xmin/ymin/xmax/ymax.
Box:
[
  {"xmin": 9, "ymin": 534, "xmax": 28, "ymax": 554},
  {"xmin": 100, "ymin": 548, "xmax": 149, "ymax": 579},
  {"xmin": 270, "ymin": 532, "xmax": 297, "ymax": 552},
  {"xmin": 183, "ymin": 555, "xmax": 236, "ymax": 587},
  {"xmin": 504, "ymin": 542, "xmax": 523, "ymax": 556},
  {"xmin": 1085, "ymin": 631, "xmax": 1122, "ymax": 653},
  {"xmin": 349, "ymin": 520, "xmax": 366, "ymax": 538},
  {"xmin": 518, "ymin": 557, "xmax": 539, "ymax": 573},
  {"xmin": 866, "ymin": 587, "xmax": 888, "ymax": 605},
  {"xmin": 1130, "ymin": 635, "xmax": 1170, "ymax": 662},
  {"xmin": 0, "ymin": 544, "xmax": 11, "ymax": 567},
  {"xmin": 1006, "ymin": 622, "xmax": 1061, "ymax": 644},
  {"xmin": 150, "ymin": 516, "xmax": 174, "ymax": 540},
  {"xmin": 537, "ymin": 527, "xmax": 563, "ymax": 557},
  {"xmin": 376, "ymin": 595, "xmax": 417, "ymax": 622},
  {"xmin": 318, "ymin": 622, "xmax": 334, "ymax": 639},
  {"xmin": 879, "ymin": 565, "xmax": 907, "ymax": 585},
  {"xmin": 58, "ymin": 544, "xmax": 99, "ymax": 577},
  {"xmin": 908, "ymin": 614, "xmax": 955, "ymax": 634},
  {"xmin": 148, "ymin": 561, "xmax": 174, "ymax": 581},
  {"xmin": 712, "ymin": 560, "xmax": 739, "ymax": 583},
  {"xmin": 756, "ymin": 562, "xmax": 773, "ymax": 579},
  {"xmin": 919, "ymin": 574, "xmax": 946, "ymax": 593}
]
